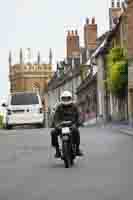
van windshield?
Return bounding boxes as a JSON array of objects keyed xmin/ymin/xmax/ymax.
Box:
[{"xmin": 11, "ymin": 93, "xmax": 39, "ymax": 105}]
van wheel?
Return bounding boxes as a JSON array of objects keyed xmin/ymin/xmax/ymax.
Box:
[
  {"xmin": 5, "ymin": 124, "xmax": 12, "ymax": 130},
  {"xmin": 37, "ymin": 123, "xmax": 44, "ymax": 128}
]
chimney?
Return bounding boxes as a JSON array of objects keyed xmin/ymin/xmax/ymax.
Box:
[
  {"xmin": 112, "ymin": 0, "xmax": 115, "ymax": 7},
  {"xmin": 66, "ymin": 29, "xmax": 80, "ymax": 59},
  {"xmin": 86, "ymin": 18, "xmax": 89, "ymax": 24},
  {"xmin": 92, "ymin": 17, "xmax": 95, "ymax": 24},
  {"xmin": 84, "ymin": 17, "xmax": 97, "ymax": 49},
  {"xmin": 75, "ymin": 30, "xmax": 78, "ymax": 35},
  {"xmin": 117, "ymin": 0, "xmax": 120, "ymax": 7},
  {"xmin": 109, "ymin": 0, "xmax": 122, "ymax": 30}
]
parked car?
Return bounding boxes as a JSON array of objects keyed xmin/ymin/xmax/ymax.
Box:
[{"xmin": 2, "ymin": 91, "xmax": 44, "ymax": 129}]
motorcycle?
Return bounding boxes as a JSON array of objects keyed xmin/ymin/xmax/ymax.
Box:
[{"xmin": 56, "ymin": 121, "xmax": 77, "ymax": 168}]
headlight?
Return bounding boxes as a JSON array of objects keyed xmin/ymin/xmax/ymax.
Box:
[
  {"xmin": 7, "ymin": 109, "xmax": 12, "ymax": 115},
  {"xmin": 39, "ymin": 108, "xmax": 43, "ymax": 113}
]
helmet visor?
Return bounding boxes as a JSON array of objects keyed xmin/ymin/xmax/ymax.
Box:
[{"xmin": 61, "ymin": 96, "xmax": 72, "ymax": 102}]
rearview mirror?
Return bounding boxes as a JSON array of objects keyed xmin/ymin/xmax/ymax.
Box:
[{"xmin": 1, "ymin": 103, "xmax": 7, "ymax": 107}]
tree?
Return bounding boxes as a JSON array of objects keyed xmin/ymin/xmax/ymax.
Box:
[{"xmin": 106, "ymin": 47, "xmax": 128, "ymax": 97}]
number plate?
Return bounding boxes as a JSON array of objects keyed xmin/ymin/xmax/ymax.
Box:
[
  {"xmin": 62, "ymin": 135, "xmax": 69, "ymax": 140},
  {"xmin": 62, "ymin": 127, "xmax": 70, "ymax": 133}
]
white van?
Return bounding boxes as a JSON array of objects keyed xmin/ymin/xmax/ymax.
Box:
[{"xmin": 2, "ymin": 92, "xmax": 44, "ymax": 129}]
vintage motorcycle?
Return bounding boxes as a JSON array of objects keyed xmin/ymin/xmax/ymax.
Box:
[{"xmin": 56, "ymin": 121, "xmax": 77, "ymax": 168}]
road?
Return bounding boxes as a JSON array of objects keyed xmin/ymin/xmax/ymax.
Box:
[{"xmin": 0, "ymin": 126, "xmax": 133, "ymax": 200}]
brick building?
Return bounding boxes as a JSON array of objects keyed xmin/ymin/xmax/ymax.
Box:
[
  {"xmin": 76, "ymin": 0, "xmax": 129, "ymax": 124},
  {"xmin": 127, "ymin": 0, "xmax": 133, "ymax": 124}
]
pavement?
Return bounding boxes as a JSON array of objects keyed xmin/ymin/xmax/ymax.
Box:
[
  {"xmin": 83, "ymin": 118, "xmax": 133, "ymax": 136},
  {"xmin": 0, "ymin": 127, "xmax": 133, "ymax": 200},
  {"xmin": 108, "ymin": 123, "xmax": 133, "ymax": 136}
]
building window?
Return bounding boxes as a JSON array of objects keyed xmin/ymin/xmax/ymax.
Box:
[{"xmin": 33, "ymin": 82, "xmax": 40, "ymax": 93}]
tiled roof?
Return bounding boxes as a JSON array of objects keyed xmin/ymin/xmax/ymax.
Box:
[
  {"xmin": 76, "ymin": 73, "xmax": 97, "ymax": 94},
  {"xmin": 47, "ymin": 65, "xmax": 81, "ymax": 90}
]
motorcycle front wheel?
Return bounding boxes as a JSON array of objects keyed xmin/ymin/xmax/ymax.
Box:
[{"xmin": 63, "ymin": 141, "xmax": 71, "ymax": 168}]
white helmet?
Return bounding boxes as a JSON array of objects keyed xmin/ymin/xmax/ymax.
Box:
[{"xmin": 60, "ymin": 91, "xmax": 72, "ymax": 105}]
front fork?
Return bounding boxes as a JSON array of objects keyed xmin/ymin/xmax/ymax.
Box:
[{"xmin": 61, "ymin": 137, "xmax": 76, "ymax": 160}]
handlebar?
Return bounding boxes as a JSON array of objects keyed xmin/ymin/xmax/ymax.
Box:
[{"xmin": 56, "ymin": 121, "xmax": 73, "ymax": 128}]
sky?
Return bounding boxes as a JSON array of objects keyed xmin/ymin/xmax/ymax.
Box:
[{"xmin": 0, "ymin": 0, "xmax": 112, "ymax": 103}]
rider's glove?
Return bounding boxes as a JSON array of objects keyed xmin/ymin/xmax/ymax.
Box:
[{"xmin": 72, "ymin": 124, "xmax": 76, "ymax": 129}]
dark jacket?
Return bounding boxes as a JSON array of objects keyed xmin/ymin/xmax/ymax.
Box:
[{"xmin": 52, "ymin": 102, "xmax": 80, "ymax": 127}]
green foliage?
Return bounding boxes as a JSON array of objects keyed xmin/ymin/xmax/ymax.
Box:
[
  {"xmin": 106, "ymin": 47, "xmax": 128, "ymax": 97},
  {"xmin": 59, "ymin": 68, "xmax": 65, "ymax": 78},
  {"xmin": 80, "ymin": 64, "xmax": 88, "ymax": 81},
  {"xmin": 0, "ymin": 114, "xmax": 4, "ymax": 128}
]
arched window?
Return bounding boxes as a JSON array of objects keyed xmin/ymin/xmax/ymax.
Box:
[{"xmin": 33, "ymin": 82, "xmax": 40, "ymax": 93}]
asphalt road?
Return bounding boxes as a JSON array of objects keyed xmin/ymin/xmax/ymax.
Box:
[{"xmin": 0, "ymin": 126, "xmax": 133, "ymax": 200}]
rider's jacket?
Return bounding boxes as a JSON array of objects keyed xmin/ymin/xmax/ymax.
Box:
[{"xmin": 51, "ymin": 102, "xmax": 80, "ymax": 128}]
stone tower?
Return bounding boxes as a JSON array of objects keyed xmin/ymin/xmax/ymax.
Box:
[{"xmin": 84, "ymin": 17, "xmax": 97, "ymax": 50}]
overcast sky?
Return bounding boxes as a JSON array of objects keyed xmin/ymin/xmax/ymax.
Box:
[{"xmin": 0, "ymin": 0, "xmax": 113, "ymax": 102}]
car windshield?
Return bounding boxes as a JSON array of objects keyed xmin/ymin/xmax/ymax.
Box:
[{"xmin": 11, "ymin": 93, "xmax": 39, "ymax": 105}]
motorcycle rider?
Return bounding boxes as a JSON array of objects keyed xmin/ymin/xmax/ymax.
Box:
[{"xmin": 50, "ymin": 90, "xmax": 83, "ymax": 158}]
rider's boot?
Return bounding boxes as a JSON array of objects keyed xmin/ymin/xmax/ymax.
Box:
[
  {"xmin": 54, "ymin": 146, "xmax": 61, "ymax": 158},
  {"xmin": 76, "ymin": 145, "xmax": 83, "ymax": 156}
]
